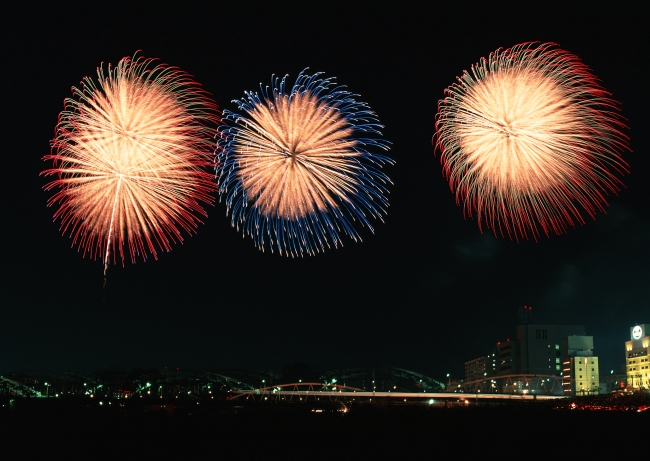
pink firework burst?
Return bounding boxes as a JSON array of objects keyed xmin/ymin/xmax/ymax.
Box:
[
  {"xmin": 435, "ymin": 42, "xmax": 630, "ymax": 240},
  {"xmin": 42, "ymin": 54, "xmax": 219, "ymax": 269}
]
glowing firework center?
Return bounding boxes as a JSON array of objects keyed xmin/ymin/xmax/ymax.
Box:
[
  {"xmin": 460, "ymin": 69, "xmax": 577, "ymax": 194},
  {"xmin": 236, "ymin": 92, "xmax": 357, "ymax": 220}
]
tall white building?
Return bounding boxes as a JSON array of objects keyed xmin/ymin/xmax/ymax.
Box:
[{"xmin": 625, "ymin": 324, "xmax": 649, "ymax": 389}]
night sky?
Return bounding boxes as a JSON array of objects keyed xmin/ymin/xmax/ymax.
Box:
[{"xmin": 2, "ymin": 3, "xmax": 647, "ymax": 380}]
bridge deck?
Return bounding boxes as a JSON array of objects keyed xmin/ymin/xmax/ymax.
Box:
[{"xmin": 234, "ymin": 390, "xmax": 567, "ymax": 400}]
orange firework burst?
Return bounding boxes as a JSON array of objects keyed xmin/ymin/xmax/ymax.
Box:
[
  {"xmin": 235, "ymin": 91, "xmax": 357, "ymax": 221},
  {"xmin": 435, "ymin": 42, "xmax": 629, "ymax": 239},
  {"xmin": 42, "ymin": 54, "xmax": 219, "ymax": 268}
]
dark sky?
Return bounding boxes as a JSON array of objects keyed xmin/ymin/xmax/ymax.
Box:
[{"xmin": 2, "ymin": 3, "xmax": 647, "ymax": 380}]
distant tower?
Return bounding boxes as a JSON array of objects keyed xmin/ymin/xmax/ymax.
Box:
[{"xmin": 518, "ymin": 305, "xmax": 533, "ymax": 325}]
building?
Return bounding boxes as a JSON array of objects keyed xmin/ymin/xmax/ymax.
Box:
[
  {"xmin": 561, "ymin": 335, "xmax": 599, "ymax": 395},
  {"xmin": 464, "ymin": 355, "xmax": 497, "ymax": 383},
  {"xmin": 515, "ymin": 311, "xmax": 587, "ymax": 376},
  {"xmin": 462, "ymin": 307, "xmax": 600, "ymax": 395},
  {"xmin": 625, "ymin": 324, "xmax": 649, "ymax": 389},
  {"xmin": 601, "ymin": 372, "xmax": 627, "ymax": 393},
  {"xmin": 496, "ymin": 338, "xmax": 519, "ymax": 374}
]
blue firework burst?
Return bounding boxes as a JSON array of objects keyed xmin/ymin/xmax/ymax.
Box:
[{"xmin": 216, "ymin": 70, "xmax": 393, "ymax": 257}]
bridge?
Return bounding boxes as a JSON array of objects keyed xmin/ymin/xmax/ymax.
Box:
[
  {"xmin": 1, "ymin": 367, "xmax": 568, "ymax": 401},
  {"xmin": 1, "ymin": 376, "xmax": 43, "ymax": 398},
  {"xmin": 230, "ymin": 382, "xmax": 566, "ymax": 405},
  {"xmin": 320, "ymin": 366, "xmax": 446, "ymax": 393}
]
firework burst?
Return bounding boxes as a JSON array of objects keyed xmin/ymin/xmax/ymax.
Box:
[
  {"xmin": 42, "ymin": 54, "xmax": 219, "ymax": 270},
  {"xmin": 217, "ymin": 70, "xmax": 393, "ymax": 257},
  {"xmin": 435, "ymin": 42, "xmax": 629, "ymax": 239}
]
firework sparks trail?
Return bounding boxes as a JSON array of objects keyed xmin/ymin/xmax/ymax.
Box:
[
  {"xmin": 217, "ymin": 70, "xmax": 393, "ymax": 257},
  {"xmin": 42, "ymin": 54, "xmax": 219, "ymax": 279},
  {"xmin": 435, "ymin": 42, "xmax": 629, "ymax": 240},
  {"xmin": 102, "ymin": 175, "xmax": 123, "ymax": 288}
]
